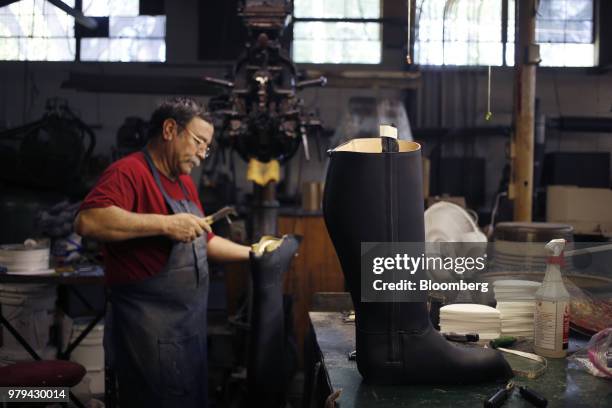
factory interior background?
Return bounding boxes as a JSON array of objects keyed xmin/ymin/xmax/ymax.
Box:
[{"xmin": 1, "ymin": 0, "xmax": 612, "ymax": 407}]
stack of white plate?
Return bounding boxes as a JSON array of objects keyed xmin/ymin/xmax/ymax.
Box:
[
  {"xmin": 439, "ymin": 303, "xmax": 501, "ymax": 341},
  {"xmin": 0, "ymin": 241, "xmax": 53, "ymax": 275},
  {"xmin": 494, "ymin": 280, "xmax": 541, "ymax": 338}
]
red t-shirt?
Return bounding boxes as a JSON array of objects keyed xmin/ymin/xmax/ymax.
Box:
[{"xmin": 78, "ymin": 152, "xmax": 214, "ymax": 285}]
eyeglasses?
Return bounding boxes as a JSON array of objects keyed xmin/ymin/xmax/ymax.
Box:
[{"xmin": 181, "ymin": 126, "xmax": 211, "ymax": 158}]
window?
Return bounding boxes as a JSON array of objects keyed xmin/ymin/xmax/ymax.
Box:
[
  {"xmin": 414, "ymin": 0, "xmax": 595, "ymax": 67},
  {"xmin": 80, "ymin": 0, "xmax": 165, "ymax": 62},
  {"xmin": 415, "ymin": 0, "xmax": 505, "ymax": 66},
  {"xmin": 535, "ymin": 0, "xmax": 595, "ymax": 67},
  {"xmin": 0, "ymin": 0, "xmax": 76, "ymax": 61},
  {"xmin": 0, "ymin": 0, "xmax": 165, "ymax": 62},
  {"xmin": 292, "ymin": 0, "xmax": 382, "ymax": 64}
]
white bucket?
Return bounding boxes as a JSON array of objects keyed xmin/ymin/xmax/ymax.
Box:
[
  {"xmin": 69, "ymin": 320, "xmax": 105, "ymax": 394},
  {"xmin": 0, "ymin": 345, "xmax": 57, "ymax": 365},
  {"xmin": 86, "ymin": 368, "xmax": 105, "ymax": 395},
  {"xmin": 0, "ymin": 284, "xmax": 56, "ymax": 354}
]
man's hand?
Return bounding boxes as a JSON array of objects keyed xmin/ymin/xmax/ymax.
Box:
[{"xmin": 163, "ymin": 213, "xmax": 212, "ymax": 242}]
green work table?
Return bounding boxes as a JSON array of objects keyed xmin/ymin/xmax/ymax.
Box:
[{"xmin": 309, "ymin": 311, "xmax": 612, "ymax": 408}]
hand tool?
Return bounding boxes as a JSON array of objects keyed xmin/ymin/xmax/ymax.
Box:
[
  {"xmin": 519, "ymin": 385, "xmax": 548, "ymax": 407},
  {"xmin": 484, "ymin": 381, "xmax": 514, "ymax": 408},
  {"xmin": 442, "ymin": 332, "xmax": 480, "ymax": 343},
  {"xmin": 203, "ymin": 206, "xmax": 238, "ymax": 225}
]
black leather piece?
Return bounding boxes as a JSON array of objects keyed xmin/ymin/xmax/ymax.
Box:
[
  {"xmin": 323, "ymin": 139, "xmax": 513, "ymax": 384},
  {"xmin": 248, "ymin": 235, "xmax": 301, "ymax": 406}
]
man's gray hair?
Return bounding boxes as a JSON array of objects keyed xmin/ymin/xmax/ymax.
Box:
[{"xmin": 147, "ymin": 97, "xmax": 212, "ymax": 140}]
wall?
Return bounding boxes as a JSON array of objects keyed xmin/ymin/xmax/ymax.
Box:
[
  {"xmin": 1, "ymin": 0, "xmax": 612, "ymax": 211},
  {"xmin": 415, "ymin": 68, "xmax": 612, "ymax": 210}
]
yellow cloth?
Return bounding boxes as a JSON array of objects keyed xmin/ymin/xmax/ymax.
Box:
[
  {"xmin": 247, "ymin": 158, "xmax": 280, "ymax": 186},
  {"xmin": 251, "ymin": 235, "xmax": 283, "ymax": 256}
]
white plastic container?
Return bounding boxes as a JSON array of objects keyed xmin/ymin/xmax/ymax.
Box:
[
  {"xmin": 86, "ymin": 369, "xmax": 105, "ymax": 395},
  {"xmin": 0, "ymin": 284, "xmax": 56, "ymax": 355},
  {"xmin": 70, "ymin": 322, "xmax": 104, "ymax": 370},
  {"xmin": 69, "ymin": 321, "xmax": 105, "ymax": 394},
  {"xmin": 533, "ymin": 239, "xmax": 571, "ymax": 358}
]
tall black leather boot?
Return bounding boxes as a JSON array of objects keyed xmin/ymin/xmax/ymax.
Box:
[
  {"xmin": 323, "ymin": 137, "xmax": 513, "ymax": 384},
  {"xmin": 248, "ymin": 235, "xmax": 300, "ymax": 406}
]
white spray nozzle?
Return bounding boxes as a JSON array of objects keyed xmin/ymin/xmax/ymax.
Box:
[{"xmin": 545, "ymin": 238, "xmax": 566, "ymax": 257}]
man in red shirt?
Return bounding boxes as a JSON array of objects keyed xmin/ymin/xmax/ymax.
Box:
[{"xmin": 75, "ymin": 97, "xmax": 250, "ymax": 407}]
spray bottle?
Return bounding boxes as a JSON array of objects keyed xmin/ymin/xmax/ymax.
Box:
[{"xmin": 533, "ymin": 238, "xmax": 571, "ymax": 358}]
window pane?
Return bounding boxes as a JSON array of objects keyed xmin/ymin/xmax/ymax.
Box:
[
  {"xmin": 415, "ymin": 0, "xmax": 504, "ymax": 66},
  {"xmin": 32, "ymin": 7, "xmax": 74, "ymax": 37},
  {"xmin": 0, "ymin": 0, "xmax": 74, "ymax": 37},
  {"xmin": 80, "ymin": 37, "xmax": 110, "ymax": 60},
  {"xmin": 539, "ymin": 43, "xmax": 594, "ymax": 67},
  {"xmin": 537, "ymin": 19, "xmax": 566, "ymax": 42},
  {"xmin": 0, "ymin": 38, "xmax": 20, "ymax": 59},
  {"xmin": 0, "ymin": 37, "xmax": 75, "ymax": 60},
  {"xmin": 81, "ymin": 2, "xmax": 167, "ymax": 62},
  {"xmin": 418, "ymin": 19, "xmax": 444, "ymax": 41},
  {"xmin": 442, "ymin": 0, "xmax": 595, "ymax": 67},
  {"xmin": 110, "ymin": 16, "xmax": 165, "ymax": 38},
  {"xmin": 344, "ymin": 0, "xmax": 380, "ymax": 18},
  {"xmin": 293, "ymin": 39, "xmax": 380, "ymax": 64},
  {"xmin": 25, "ymin": 37, "xmax": 75, "ymax": 60},
  {"xmin": 81, "ymin": 38, "xmax": 165, "ymax": 62},
  {"xmin": 294, "ymin": 0, "xmax": 380, "ymax": 19},
  {"xmin": 83, "ymin": 0, "xmax": 139, "ymax": 17},
  {"xmin": 537, "ymin": 0, "xmax": 592, "ymax": 20},
  {"xmin": 414, "ymin": 40, "xmax": 444, "ymax": 65},
  {"xmin": 82, "ymin": 0, "xmax": 109, "ymax": 17},
  {"xmin": 566, "ymin": 0, "xmax": 592, "ymax": 19},
  {"xmin": 565, "ymin": 20, "xmax": 592, "ymax": 43},
  {"xmin": 0, "ymin": 14, "xmax": 32, "ymax": 36},
  {"xmin": 302, "ymin": 21, "xmax": 378, "ymax": 41},
  {"xmin": 538, "ymin": 0, "xmax": 565, "ymax": 19},
  {"xmin": 536, "ymin": 0, "xmax": 592, "ymax": 43},
  {"xmin": 0, "ymin": 0, "xmax": 75, "ymax": 61},
  {"xmin": 293, "ymin": 22, "xmax": 381, "ymax": 63}
]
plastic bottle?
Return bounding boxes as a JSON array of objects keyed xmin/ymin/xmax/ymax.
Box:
[{"xmin": 533, "ymin": 238, "xmax": 571, "ymax": 358}]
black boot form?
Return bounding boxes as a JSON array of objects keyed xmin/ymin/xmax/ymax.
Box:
[
  {"xmin": 248, "ymin": 235, "xmax": 301, "ymax": 406},
  {"xmin": 323, "ymin": 137, "xmax": 513, "ymax": 384}
]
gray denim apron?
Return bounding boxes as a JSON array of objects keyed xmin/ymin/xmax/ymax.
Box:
[{"xmin": 105, "ymin": 150, "xmax": 209, "ymax": 407}]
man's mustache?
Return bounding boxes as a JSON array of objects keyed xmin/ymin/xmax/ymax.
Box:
[{"xmin": 188, "ymin": 156, "xmax": 201, "ymax": 167}]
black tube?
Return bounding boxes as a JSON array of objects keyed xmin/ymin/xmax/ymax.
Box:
[{"xmin": 547, "ymin": 116, "xmax": 612, "ymax": 133}]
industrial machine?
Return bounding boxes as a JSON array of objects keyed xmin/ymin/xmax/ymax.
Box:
[{"xmin": 204, "ymin": 0, "xmax": 326, "ymax": 239}]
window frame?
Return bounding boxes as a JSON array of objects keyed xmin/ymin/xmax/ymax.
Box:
[
  {"xmin": 0, "ymin": 0, "xmax": 166, "ymax": 63},
  {"xmin": 413, "ymin": 0, "xmax": 598, "ymax": 69},
  {"xmin": 291, "ymin": 0, "xmax": 385, "ymax": 66}
]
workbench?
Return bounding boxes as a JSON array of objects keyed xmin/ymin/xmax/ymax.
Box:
[{"xmin": 307, "ymin": 311, "xmax": 612, "ymax": 408}]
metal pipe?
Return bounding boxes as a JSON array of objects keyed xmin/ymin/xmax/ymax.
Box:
[
  {"xmin": 547, "ymin": 116, "xmax": 612, "ymax": 132},
  {"xmin": 407, "ymin": 0, "xmax": 412, "ymax": 64},
  {"xmin": 47, "ymin": 0, "xmax": 98, "ymax": 29}
]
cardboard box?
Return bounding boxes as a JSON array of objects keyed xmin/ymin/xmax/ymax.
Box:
[{"xmin": 546, "ymin": 185, "xmax": 612, "ymax": 236}]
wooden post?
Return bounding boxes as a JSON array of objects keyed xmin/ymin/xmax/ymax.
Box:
[{"xmin": 511, "ymin": 0, "xmax": 538, "ymax": 221}]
